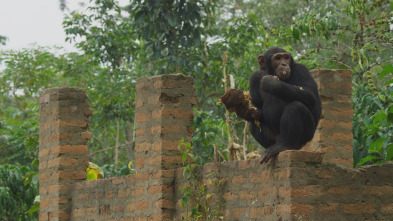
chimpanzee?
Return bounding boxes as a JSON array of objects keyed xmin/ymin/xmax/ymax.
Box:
[{"xmin": 221, "ymin": 47, "xmax": 321, "ymax": 164}]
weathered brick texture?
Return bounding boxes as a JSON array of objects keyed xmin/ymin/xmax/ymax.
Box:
[
  {"xmin": 39, "ymin": 87, "xmax": 91, "ymax": 220},
  {"xmin": 135, "ymin": 74, "xmax": 196, "ymax": 173},
  {"xmin": 303, "ymin": 69, "xmax": 354, "ymax": 168},
  {"xmin": 39, "ymin": 71, "xmax": 393, "ymax": 221}
]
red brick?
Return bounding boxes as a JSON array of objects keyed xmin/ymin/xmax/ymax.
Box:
[
  {"xmin": 41, "ymin": 197, "xmax": 51, "ymax": 209},
  {"xmin": 136, "ymin": 129, "xmax": 144, "ymax": 136},
  {"xmin": 250, "ymin": 206, "xmax": 272, "ymax": 218},
  {"xmin": 55, "ymin": 119, "xmax": 88, "ymax": 127},
  {"xmin": 223, "ymin": 192, "xmax": 238, "ymax": 201},
  {"xmin": 163, "ymin": 155, "xmax": 182, "ymax": 165},
  {"xmin": 135, "ymin": 112, "xmax": 150, "ymax": 122},
  {"xmin": 135, "ymin": 98, "xmax": 143, "ymax": 108},
  {"xmin": 48, "ymin": 184, "xmax": 70, "ymax": 193},
  {"xmin": 151, "ymin": 140, "xmax": 181, "ymax": 151},
  {"xmin": 39, "ymin": 161, "xmax": 47, "ymax": 170},
  {"xmin": 381, "ymin": 203, "xmax": 393, "ymax": 214},
  {"xmin": 250, "ymin": 170, "xmax": 270, "ymax": 183},
  {"xmin": 112, "ymin": 177, "xmax": 124, "ymax": 185},
  {"xmin": 133, "ymin": 217, "xmax": 148, "ymax": 221},
  {"xmin": 135, "ymin": 142, "xmax": 150, "ymax": 152},
  {"xmin": 330, "ymin": 108, "xmax": 353, "ymax": 117},
  {"xmin": 327, "ymin": 186, "xmax": 357, "ymax": 195},
  {"xmin": 39, "ymin": 173, "xmax": 50, "ymax": 183},
  {"xmin": 232, "ymin": 175, "xmax": 246, "ymax": 184},
  {"xmin": 148, "ymin": 213, "xmax": 172, "ymax": 221},
  {"xmin": 363, "ymin": 186, "xmax": 393, "ymax": 195},
  {"xmin": 86, "ymin": 207, "xmax": 97, "ymax": 216},
  {"xmin": 318, "ymin": 203, "xmax": 339, "ymax": 215},
  {"xmin": 39, "ymin": 212, "xmax": 48, "ymax": 220},
  {"xmin": 135, "ymin": 158, "xmax": 145, "ymax": 167},
  {"xmin": 39, "ymin": 148, "xmax": 50, "ymax": 157},
  {"xmin": 51, "ymin": 145, "xmax": 88, "ymax": 155},
  {"xmin": 126, "ymin": 201, "xmax": 149, "ymax": 212},
  {"xmin": 113, "ymin": 206, "xmax": 125, "ymax": 212},
  {"xmin": 232, "ymin": 208, "xmax": 248, "ymax": 218},
  {"xmin": 148, "ymin": 185, "xmax": 173, "ymax": 194},
  {"xmin": 275, "ymin": 204, "xmax": 313, "ymax": 215},
  {"xmin": 316, "ymin": 169, "xmax": 335, "ymax": 179},
  {"xmin": 118, "ymin": 188, "xmax": 131, "ymax": 198},
  {"xmin": 328, "ymin": 158, "xmax": 353, "ymax": 166},
  {"xmin": 99, "ymin": 205, "xmax": 111, "ymax": 216},
  {"xmin": 105, "ymin": 191, "xmax": 114, "ymax": 199},
  {"xmin": 95, "ymin": 193, "xmax": 102, "ymax": 199},
  {"xmin": 238, "ymin": 159, "xmax": 256, "ymax": 170},
  {"xmin": 150, "ymin": 126, "xmax": 161, "ymax": 135},
  {"xmin": 319, "ymin": 119, "xmax": 336, "ymax": 128},
  {"xmin": 52, "ymin": 196, "xmax": 68, "ymax": 204},
  {"xmin": 330, "ymin": 133, "xmax": 352, "ymax": 141},
  {"xmin": 48, "ymin": 132, "xmax": 71, "ymax": 142},
  {"xmin": 273, "ymin": 168, "xmax": 291, "ymax": 180},
  {"xmin": 152, "ymin": 169, "xmax": 175, "ymax": 179},
  {"xmin": 343, "ymin": 202, "xmax": 375, "ymax": 214},
  {"xmin": 48, "ymin": 157, "xmax": 78, "ymax": 168},
  {"xmin": 277, "ymin": 150, "xmax": 322, "ymax": 163},
  {"xmin": 81, "ymin": 131, "xmax": 91, "ymax": 140},
  {"xmin": 162, "ymin": 125, "xmax": 181, "ymax": 135},
  {"xmin": 39, "ymin": 187, "xmax": 47, "ymax": 195},
  {"xmin": 258, "ymin": 187, "xmax": 277, "ymax": 199},
  {"xmin": 239, "ymin": 190, "xmax": 255, "ymax": 200},
  {"xmin": 72, "ymin": 208, "xmax": 85, "ymax": 217},
  {"xmin": 135, "ymin": 172, "xmax": 150, "ymax": 182},
  {"xmin": 49, "ymin": 210, "xmax": 71, "ymax": 220},
  {"xmin": 153, "ymin": 199, "xmax": 175, "ymax": 209},
  {"xmin": 132, "ymin": 187, "xmax": 145, "ymax": 196},
  {"xmin": 280, "ymin": 185, "xmax": 324, "ymax": 197},
  {"xmin": 338, "ymin": 121, "xmax": 352, "ymax": 129}
]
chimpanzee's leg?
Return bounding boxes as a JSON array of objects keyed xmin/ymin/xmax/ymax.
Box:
[
  {"xmin": 259, "ymin": 101, "xmax": 316, "ymax": 164},
  {"xmin": 250, "ymin": 122, "xmax": 276, "ymax": 149},
  {"xmin": 280, "ymin": 101, "xmax": 316, "ymax": 148}
]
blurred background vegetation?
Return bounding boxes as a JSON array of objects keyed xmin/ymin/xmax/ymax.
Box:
[{"xmin": 0, "ymin": 0, "xmax": 392, "ymax": 219}]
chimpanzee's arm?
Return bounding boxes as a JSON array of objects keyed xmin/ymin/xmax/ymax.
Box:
[{"xmin": 261, "ymin": 70, "xmax": 318, "ymax": 107}]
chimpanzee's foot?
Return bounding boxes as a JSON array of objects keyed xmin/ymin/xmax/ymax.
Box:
[{"xmin": 259, "ymin": 145, "xmax": 288, "ymax": 164}]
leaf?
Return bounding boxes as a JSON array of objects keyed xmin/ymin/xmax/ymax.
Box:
[
  {"xmin": 357, "ymin": 155, "xmax": 378, "ymax": 166},
  {"xmin": 182, "ymin": 196, "xmax": 190, "ymax": 208},
  {"xmin": 379, "ymin": 63, "xmax": 393, "ymax": 79},
  {"xmin": 386, "ymin": 143, "xmax": 393, "ymax": 161},
  {"xmin": 369, "ymin": 138, "xmax": 384, "ymax": 152},
  {"xmin": 359, "ymin": 49, "xmax": 370, "ymax": 62},
  {"xmin": 292, "ymin": 27, "xmax": 301, "ymax": 40},
  {"xmin": 385, "ymin": 79, "xmax": 393, "ymax": 85}
]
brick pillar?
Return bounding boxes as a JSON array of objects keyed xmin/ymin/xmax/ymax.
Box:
[
  {"xmin": 134, "ymin": 74, "xmax": 196, "ymax": 173},
  {"xmin": 304, "ymin": 69, "xmax": 353, "ymax": 168},
  {"xmin": 38, "ymin": 87, "xmax": 92, "ymax": 220}
]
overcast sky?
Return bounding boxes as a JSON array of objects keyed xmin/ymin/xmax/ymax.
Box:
[{"xmin": 0, "ymin": 0, "xmax": 81, "ymax": 52}]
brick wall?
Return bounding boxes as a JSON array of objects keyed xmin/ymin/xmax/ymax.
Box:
[{"xmin": 38, "ymin": 71, "xmax": 393, "ymax": 221}]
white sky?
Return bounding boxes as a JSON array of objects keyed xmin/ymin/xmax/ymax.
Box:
[{"xmin": 0, "ymin": 0, "xmax": 80, "ymax": 51}]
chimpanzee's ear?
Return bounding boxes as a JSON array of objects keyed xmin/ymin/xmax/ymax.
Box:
[{"xmin": 258, "ymin": 54, "xmax": 265, "ymax": 68}]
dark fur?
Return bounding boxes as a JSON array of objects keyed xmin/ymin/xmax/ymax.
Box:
[{"xmin": 249, "ymin": 47, "xmax": 321, "ymax": 163}]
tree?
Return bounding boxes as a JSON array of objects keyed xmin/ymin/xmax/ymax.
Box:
[{"xmin": 0, "ymin": 164, "xmax": 38, "ymax": 220}]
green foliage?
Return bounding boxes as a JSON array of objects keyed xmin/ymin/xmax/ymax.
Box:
[
  {"xmin": 353, "ymin": 65, "xmax": 393, "ymax": 166},
  {"xmin": 101, "ymin": 164, "xmax": 133, "ymax": 178},
  {"xmin": 0, "ymin": 35, "xmax": 7, "ymax": 45},
  {"xmin": 0, "ymin": 164, "xmax": 38, "ymax": 220},
  {"xmin": 0, "ymin": 47, "xmax": 99, "ymax": 166},
  {"xmin": 178, "ymin": 138, "xmax": 225, "ymax": 220},
  {"xmin": 128, "ymin": 0, "xmax": 215, "ymax": 72}
]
